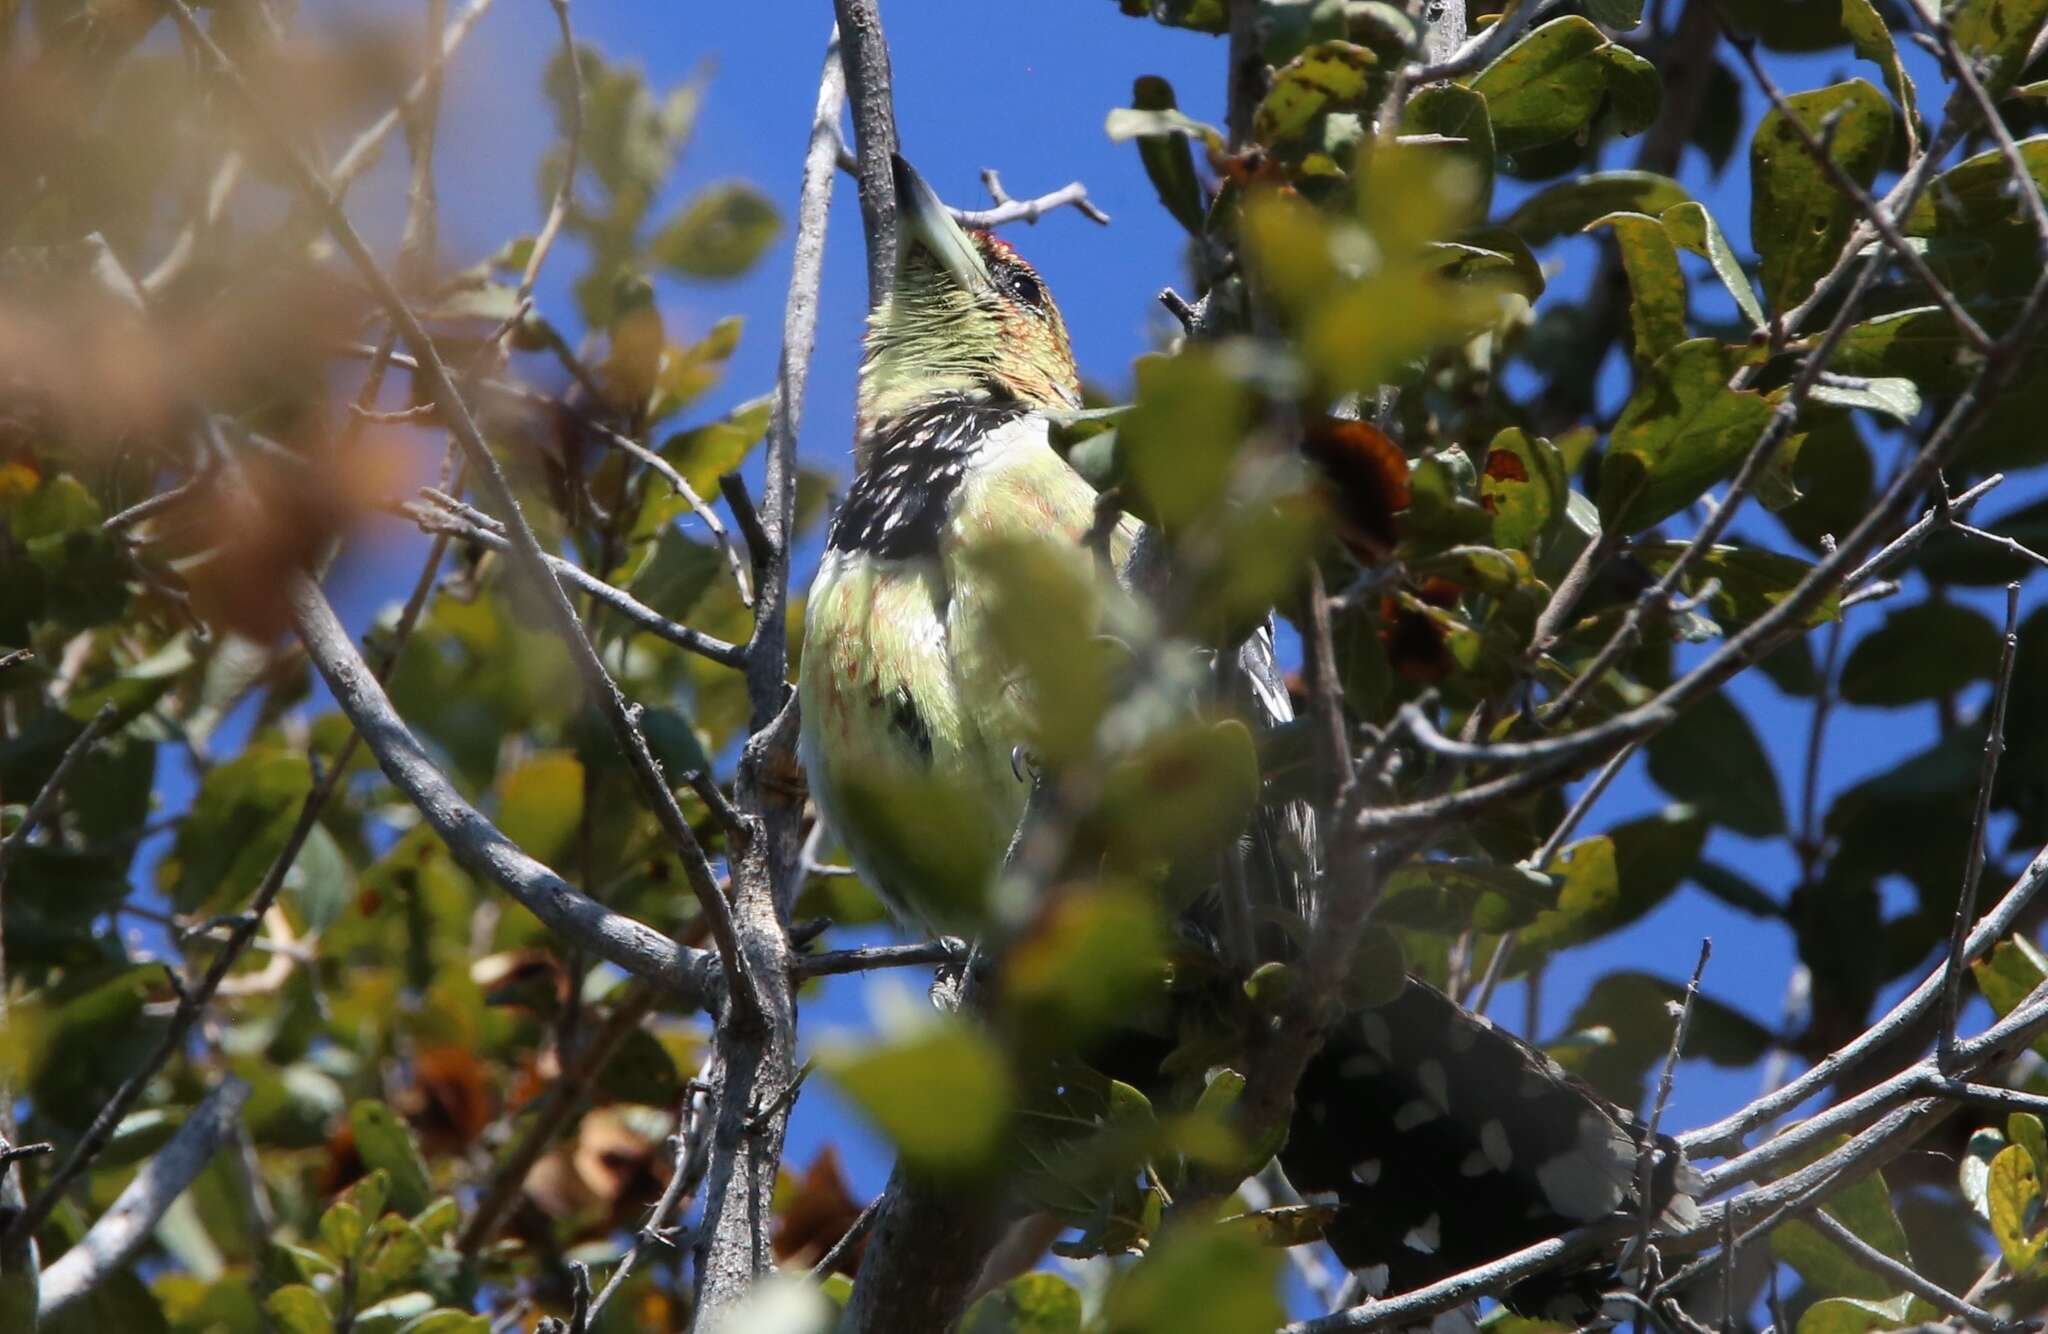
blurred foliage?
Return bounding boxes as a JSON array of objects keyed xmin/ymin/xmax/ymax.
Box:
[{"xmin": 5, "ymin": 0, "xmax": 2048, "ymax": 1328}]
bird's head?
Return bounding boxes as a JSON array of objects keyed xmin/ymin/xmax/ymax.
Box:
[{"xmin": 857, "ymin": 155, "xmax": 1080, "ymax": 441}]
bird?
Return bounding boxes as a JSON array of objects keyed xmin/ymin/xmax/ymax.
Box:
[{"xmin": 797, "ymin": 154, "xmax": 1697, "ymax": 1315}]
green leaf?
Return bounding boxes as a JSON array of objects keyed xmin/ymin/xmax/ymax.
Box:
[
  {"xmin": 1254, "ymin": 41, "xmax": 1383, "ymax": 147},
  {"xmin": 1558, "ymin": 970, "xmax": 1775, "ymax": 1105},
  {"xmin": 650, "ymin": 316, "xmax": 743, "ymax": 420},
  {"xmin": 1099, "ymin": 1224, "xmax": 1284, "ymax": 1333},
  {"xmin": 1779, "ymin": 414, "xmax": 1874, "ymax": 552},
  {"xmin": 264, "ymin": 1285, "xmax": 334, "ymax": 1334},
  {"xmin": 1118, "ymin": 351, "xmax": 1252, "ymax": 529},
  {"xmin": 1478, "ymin": 427, "xmax": 1569, "ymax": 554},
  {"xmin": 1905, "ymin": 137, "xmax": 2048, "ymax": 237},
  {"xmin": 651, "ymin": 183, "xmax": 780, "ymax": 279},
  {"xmin": 1403, "ymin": 84, "xmax": 1495, "ymax": 218},
  {"xmin": 1378, "ymin": 858, "xmax": 1559, "ymax": 933},
  {"xmin": 284, "ymin": 821, "xmax": 351, "ymax": 934},
  {"xmin": 280, "ymin": 1242, "xmax": 341, "ymax": 1281},
  {"xmin": 1950, "ymin": 0, "xmax": 2048, "ymax": 93},
  {"xmin": 1773, "ymin": 1161, "xmax": 1913, "ymax": 1298},
  {"xmin": 319, "ymin": 1198, "xmax": 365, "ymax": 1260},
  {"xmin": 1004, "ymin": 886, "xmax": 1166, "ymax": 1040},
  {"xmin": 1991, "ymin": 1143, "xmax": 2048, "ymax": 1271},
  {"xmin": 353, "ymin": 1292, "xmax": 436, "ymax": 1333},
  {"xmin": 2012, "ymin": 1113, "xmax": 2048, "ymax": 1182},
  {"xmin": 821, "ymin": 1017, "xmax": 1016, "ymax": 1176},
  {"xmin": 961, "ymin": 1272, "xmax": 1084, "ymax": 1334},
  {"xmin": 961, "ymin": 537, "xmax": 1110, "ymax": 767},
  {"xmin": 1797, "ymin": 1294, "xmax": 1916, "ymax": 1334},
  {"xmin": 349, "ymin": 1100, "xmax": 434, "ymax": 1216},
  {"xmin": 624, "ymin": 529, "xmax": 721, "ymax": 624},
  {"xmin": 1112, "ymin": 0, "xmax": 1229, "ymax": 33},
  {"xmin": 1597, "ymin": 339, "xmax": 1774, "ymax": 533},
  {"xmin": 1826, "ymin": 306, "xmax": 1987, "ymax": 392},
  {"xmin": 1646, "ymin": 691, "xmax": 1785, "ymax": 836},
  {"xmin": 1750, "ymin": 80, "xmax": 1892, "ymax": 313},
  {"xmin": 396, "ymin": 1313, "xmax": 490, "ymax": 1334},
  {"xmin": 1973, "ymin": 936, "xmax": 2048, "ymax": 1017},
  {"xmin": 161, "ymin": 745, "xmax": 312, "ymax": 913},
  {"xmin": 1841, "ymin": 0, "xmax": 1920, "ymax": 154},
  {"xmin": 1839, "ymin": 602, "xmax": 2001, "ymax": 706},
  {"xmin": 1694, "ymin": 860, "xmax": 1782, "ymax": 916},
  {"xmin": 1514, "ymin": 809, "xmax": 1706, "ymax": 966},
  {"xmin": 1661, "ymin": 201, "xmax": 1767, "ymax": 331},
  {"xmin": 1503, "ymin": 171, "xmax": 1690, "ymax": 246},
  {"xmin": 496, "ymin": 750, "xmax": 585, "ymax": 866},
  {"xmin": 1096, "ymin": 720, "xmax": 1265, "ymax": 874},
  {"xmin": 357, "ymin": 1214, "xmax": 430, "ymax": 1306},
  {"xmin": 1104, "ymin": 106, "xmax": 1226, "ymax": 151},
  {"xmin": 1587, "ymin": 0, "xmax": 1646, "ymax": 27},
  {"xmin": 1809, "ymin": 375, "xmax": 1920, "ymax": 423},
  {"xmin": 411, "ymin": 1197, "xmax": 461, "ymax": 1246},
  {"xmin": 1127, "ymin": 77, "xmax": 1208, "ymax": 234},
  {"xmin": 660, "ymin": 392, "xmax": 772, "ymax": 498},
  {"xmin": 1587, "ymin": 212, "xmax": 1688, "ymax": 361},
  {"xmin": 594, "ymin": 1023, "xmax": 684, "ymax": 1106},
  {"xmin": 1595, "ymin": 42, "xmax": 1662, "ymax": 135},
  {"xmin": 1471, "ymin": 17, "xmax": 1630, "ymax": 155}
]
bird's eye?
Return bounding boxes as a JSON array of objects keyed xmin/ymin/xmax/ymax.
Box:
[{"xmin": 1007, "ymin": 270, "xmax": 1045, "ymax": 311}]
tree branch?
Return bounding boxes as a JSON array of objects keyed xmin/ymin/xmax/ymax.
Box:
[
  {"xmin": 288, "ymin": 574, "xmax": 717, "ymax": 1001},
  {"xmin": 35, "ymin": 1079, "xmax": 250, "ymax": 1319},
  {"xmin": 689, "ymin": 25, "xmax": 845, "ymax": 1325},
  {"xmin": 831, "ymin": 0, "xmax": 899, "ymax": 308}
]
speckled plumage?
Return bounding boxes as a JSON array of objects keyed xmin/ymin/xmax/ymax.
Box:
[{"xmin": 800, "ymin": 410, "xmax": 1102, "ymax": 927}]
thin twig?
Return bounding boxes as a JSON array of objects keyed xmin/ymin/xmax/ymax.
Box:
[
  {"xmin": 810, "ymin": 1195, "xmax": 883, "ymax": 1280},
  {"xmin": 457, "ymin": 987, "xmax": 658, "ymax": 1255},
  {"xmin": 0, "ymin": 703, "xmax": 119, "ymax": 874},
  {"xmin": 1845, "ymin": 472, "xmax": 2004, "ymax": 587},
  {"xmin": 1941, "ymin": 581, "xmax": 2023, "ymax": 1070},
  {"xmin": 587, "ymin": 1059, "xmax": 716, "ymax": 1323},
  {"xmin": 795, "ymin": 939, "xmax": 969, "ymax": 979},
  {"xmin": 1633, "ymin": 940, "xmax": 1711, "ymax": 1285},
  {"xmin": 517, "ymin": 0, "xmax": 580, "ymax": 305},
  {"xmin": 584, "ymin": 422, "xmax": 753, "ymax": 608},
  {"xmin": 1396, "ymin": 699, "xmax": 1673, "ymax": 767},
  {"xmin": 949, "ymin": 180, "xmax": 1111, "ymax": 229},
  {"xmin": 401, "ymin": 498, "xmax": 746, "ymax": 668},
  {"xmin": 328, "ymin": 0, "xmax": 502, "ymax": 191}
]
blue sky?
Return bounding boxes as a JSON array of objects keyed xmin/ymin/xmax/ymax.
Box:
[{"xmin": 147, "ymin": 0, "xmax": 2042, "ymax": 1291}]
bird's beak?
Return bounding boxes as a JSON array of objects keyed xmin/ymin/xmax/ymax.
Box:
[{"xmin": 892, "ymin": 153, "xmax": 991, "ymax": 294}]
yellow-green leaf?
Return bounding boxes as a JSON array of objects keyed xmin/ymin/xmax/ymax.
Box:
[
  {"xmin": 1990, "ymin": 1143, "xmax": 2047, "ymax": 1271},
  {"xmin": 1597, "ymin": 339, "xmax": 1774, "ymax": 533},
  {"xmin": 1587, "ymin": 211, "xmax": 1688, "ymax": 361},
  {"xmin": 821, "ymin": 1018, "xmax": 1015, "ymax": 1176},
  {"xmin": 496, "ymin": 750, "xmax": 585, "ymax": 866},
  {"xmin": 1750, "ymin": 80, "xmax": 1891, "ymax": 312}
]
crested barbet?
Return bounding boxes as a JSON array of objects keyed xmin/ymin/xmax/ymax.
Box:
[{"xmin": 797, "ymin": 154, "xmax": 1698, "ymax": 1314}]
